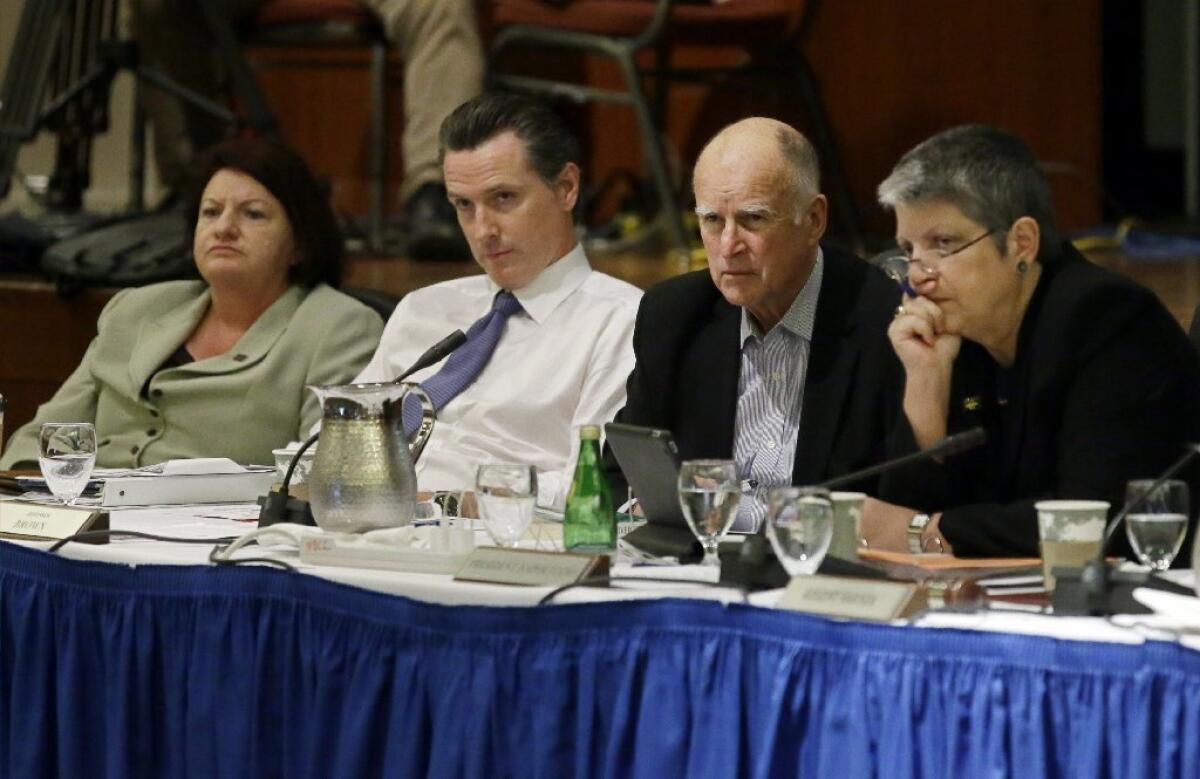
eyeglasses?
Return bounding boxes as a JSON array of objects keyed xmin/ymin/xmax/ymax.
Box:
[{"xmin": 903, "ymin": 229, "xmax": 997, "ymax": 275}]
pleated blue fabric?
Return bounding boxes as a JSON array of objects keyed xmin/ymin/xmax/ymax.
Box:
[{"xmin": 1, "ymin": 539, "xmax": 1199, "ymax": 778}]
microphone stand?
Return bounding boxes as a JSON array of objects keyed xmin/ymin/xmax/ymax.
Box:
[
  {"xmin": 1052, "ymin": 443, "xmax": 1200, "ymax": 616},
  {"xmin": 819, "ymin": 428, "xmax": 987, "ymax": 490},
  {"xmin": 720, "ymin": 428, "xmax": 987, "ymax": 590},
  {"xmin": 257, "ymin": 330, "xmax": 467, "ymax": 527}
]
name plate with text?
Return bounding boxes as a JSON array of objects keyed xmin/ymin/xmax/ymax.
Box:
[
  {"xmin": 455, "ymin": 547, "xmax": 609, "ymax": 587},
  {"xmin": 777, "ymin": 574, "xmax": 919, "ymax": 621},
  {"xmin": 0, "ymin": 500, "xmax": 109, "ymax": 543}
]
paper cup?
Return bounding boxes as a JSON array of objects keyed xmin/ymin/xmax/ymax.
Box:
[
  {"xmin": 1035, "ymin": 500, "xmax": 1109, "ymax": 590},
  {"xmin": 828, "ymin": 491, "xmax": 866, "ymax": 560},
  {"xmin": 273, "ymin": 446, "xmax": 316, "ymax": 486}
]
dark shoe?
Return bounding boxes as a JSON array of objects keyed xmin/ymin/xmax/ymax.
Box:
[{"xmin": 403, "ymin": 183, "xmax": 470, "ymax": 260}]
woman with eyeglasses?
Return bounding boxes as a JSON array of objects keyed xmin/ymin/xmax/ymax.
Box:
[{"xmin": 859, "ymin": 124, "xmax": 1200, "ymax": 559}]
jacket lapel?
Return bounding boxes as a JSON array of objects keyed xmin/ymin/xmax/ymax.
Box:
[
  {"xmin": 792, "ymin": 251, "xmax": 860, "ymax": 484},
  {"xmin": 707, "ymin": 301, "xmax": 742, "ymax": 458},
  {"xmin": 127, "ymin": 288, "xmax": 211, "ymax": 392},
  {"xmin": 127, "ymin": 285, "xmax": 305, "ymax": 390},
  {"xmin": 181, "ymin": 286, "xmax": 304, "ymax": 376}
]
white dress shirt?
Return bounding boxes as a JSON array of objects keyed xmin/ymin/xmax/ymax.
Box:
[{"xmin": 354, "ymin": 245, "xmax": 642, "ymax": 508}]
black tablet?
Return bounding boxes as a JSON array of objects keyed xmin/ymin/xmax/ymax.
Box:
[
  {"xmin": 604, "ymin": 422, "xmax": 684, "ymax": 526},
  {"xmin": 604, "ymin": 422, "xmax": 701, "ymax": 560}
]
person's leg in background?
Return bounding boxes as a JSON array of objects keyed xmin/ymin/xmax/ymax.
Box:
[
  {"xmin": 367, "ymin": 0, "xmax": 483, "ymax": 259},
  {"xmin": 128, "ymin": 0, "xmax": 264, "ymax": 200}
]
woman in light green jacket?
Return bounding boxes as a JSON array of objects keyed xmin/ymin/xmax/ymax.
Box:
[{"xmin": 1, "ymin": 139, "xmax": 383, "ymax": 469}]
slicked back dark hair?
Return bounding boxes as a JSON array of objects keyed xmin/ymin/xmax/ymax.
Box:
[
  {"xmin": 184, "ymin": 137, "xmax": 344, "ymax": 288},
  {"xmin": 438, "ymin": 92, "xmax": 581, "ymax": 185}
]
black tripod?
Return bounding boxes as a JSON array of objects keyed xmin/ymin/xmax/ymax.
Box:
[{"xmin": 0, "ymin": 0, "xmax": 278, "ymax": 270}]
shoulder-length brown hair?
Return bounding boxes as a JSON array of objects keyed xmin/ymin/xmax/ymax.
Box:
[{"xmin": 184, "ymin": 137, "xmax": 343, "ymax": 288}]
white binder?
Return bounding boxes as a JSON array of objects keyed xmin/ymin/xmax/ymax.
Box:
[{"xmin": 99, "ymin": 470, "xmax": 276, "ymax": 507}]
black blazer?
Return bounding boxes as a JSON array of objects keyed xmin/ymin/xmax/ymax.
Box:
[
  {"xmin": 609, "ymin": 245, "xmax": 903, "ymax": 494},
  {"xmin": 879, "ymin": 243, "xmax": 1200, "ymax": 559}
]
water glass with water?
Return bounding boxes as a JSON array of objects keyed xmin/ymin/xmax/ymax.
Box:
[
  {"xmin": 37, "ymin": 422, "xmax": 97, "ymax": 505},
  {"xmin": 764, "ymin": 486, "xmax": 834, "ymax": 577},
  {"xmin": 476, "ymin": 464, "xmax": 537, "ymax": 548},
  {"xmin": 1125, "ymin": 479, "xmax": 1189, "ymax": 571},
  {"xmin": 677, "ymin": 459, "xmax": 741, "ymax": 567}
]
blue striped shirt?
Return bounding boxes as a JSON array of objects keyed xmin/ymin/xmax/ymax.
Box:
[{"xmin": 731, "ymin": 250, "xmax": 824, "ymax": 532}]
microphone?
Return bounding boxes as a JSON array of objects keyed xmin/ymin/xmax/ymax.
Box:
[
  {"xmin": 723, "ymin": 428, "xmax": 987, "ymax": 589},
  {"xmin": 392, "ymin": 329, "xmax": 466, "ymax": 382},
  {"xmin": 1053, "ymin": 442, "xmax": 1200, "ymax": 615},
  {"xmin": 1098, "ymin": 444, "xmax": 1200, "ymax": 550},
  {"xmin": 819, "ymin": 427, "xmax": 987, "ymax": 491},
  {"xmin": 258, "ymin": 329, "xmax": 467, "ymax": 527}
]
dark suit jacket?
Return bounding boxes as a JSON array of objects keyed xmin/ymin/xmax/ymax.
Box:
[
  {"xmin": 879, "ymin": 242, "xmax": 1200, "ymax": 559},
  {"xmin": 609, "ymin": 245, "xmax": 903, "ymax": 495}
]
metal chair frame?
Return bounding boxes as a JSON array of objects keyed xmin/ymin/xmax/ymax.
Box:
[{"xmin": 486, "ymin": 0, "xmax": 864, "ymax": 257}]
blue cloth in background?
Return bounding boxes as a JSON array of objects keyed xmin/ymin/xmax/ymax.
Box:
[
  {"xmin": 1, "ymin": 539, "xmax": 1199, "ymax": 778},
  {"xmin": 1071, "ymin": 227, "xmax": 1200, "ymax": 260}
]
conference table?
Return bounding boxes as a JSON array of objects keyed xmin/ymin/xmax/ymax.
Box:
[{"xmin": 2, "ymin": 502, "xmax": 1200, "ymax": 778}]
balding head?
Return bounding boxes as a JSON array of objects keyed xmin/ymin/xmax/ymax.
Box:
[
  {"xmin": 692, "ymin": 118, "xmax": 828, "ymax": 333},
  {"xmin": 696, "ymin": 118, "xmax": 821, "ymax": 210}
]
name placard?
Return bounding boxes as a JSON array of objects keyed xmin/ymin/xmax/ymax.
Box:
[
  {"xmin": 0, "ymin": 500, "xmax": 109, "ymax": 543},
  {"xmin": 455, "ymin": 547, "xmax": 609, "ymax": 587},
  {"xmin": 777, "ymin": 574, "xmax": 919, "ymax": 621}
]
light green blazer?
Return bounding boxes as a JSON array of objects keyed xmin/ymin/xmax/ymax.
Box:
[{"xmin": 1, "ymin": 280, "xmax": 383, "ymax": 469}]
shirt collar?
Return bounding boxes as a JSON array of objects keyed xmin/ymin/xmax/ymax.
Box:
[
  {"xmin": 740, "ymin": 246, "xmax": 824, "ymax": 344},
  {"xmin": 487, "ymin": 243, "xmax": 591, "ymax": 325}
]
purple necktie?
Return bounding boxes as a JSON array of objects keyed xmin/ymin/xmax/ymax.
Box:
[{"xmin": 402, "ymin": 290, "xmax": 523, "ymax": 435}]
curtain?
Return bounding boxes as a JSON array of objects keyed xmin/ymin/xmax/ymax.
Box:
[{"xmin": 1, "ymin": 540, "xmax": 1198, "ymax": 778}]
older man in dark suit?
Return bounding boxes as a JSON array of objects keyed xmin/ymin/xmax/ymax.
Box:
[{"xmin": 611, "ymin": 117, "xmax": 902, "ymax": 531}]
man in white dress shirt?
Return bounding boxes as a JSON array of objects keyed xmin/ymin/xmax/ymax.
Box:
[{"xmin": 353, "ymin": 93, "xmax": 642, "ymax": 507}]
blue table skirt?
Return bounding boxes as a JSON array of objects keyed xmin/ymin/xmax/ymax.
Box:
[{"xmin": 1, "ymin": 540, "xmax": 1199, "ymax": 778}]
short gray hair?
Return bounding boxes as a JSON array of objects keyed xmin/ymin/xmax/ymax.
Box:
[
  {"xmin": 777, "ymin": 126, "xmax": 820, "ymax": 211},
  {"xmin": 877, "ymin": 125, "xmax": 1059, "ymax": 257}
]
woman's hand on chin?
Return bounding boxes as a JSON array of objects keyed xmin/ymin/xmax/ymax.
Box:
[
  {"xmin": 888, "ymin": 295, "xmax": 961, "ymax": 378},
  {"xmin": 889, "ymin": 295, "xmax": 960, "ymax": 448}
]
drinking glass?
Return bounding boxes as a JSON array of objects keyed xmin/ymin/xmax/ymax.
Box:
[
  {"xmin": 1125, "ymin": 479, "xmax": 1189, "ymax": 571},
  {"xmin": 764, "ymin": 486, "xmax": 834, "ymax": 576},
  {"xmin": 475, "ymin": 464, "xmax": 537, "ymax": 548},
  {"xmin": 677, "ymin": 459, "xmax": 741, "ymax": 567},
  {"xmin": 37, "ymin": 422, "xmax": 97, "ymax": 505}
]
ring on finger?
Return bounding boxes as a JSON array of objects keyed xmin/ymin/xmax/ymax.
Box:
[{"xmin": 894, "ymin": 304, "xmax": 906, "ymax": 318}]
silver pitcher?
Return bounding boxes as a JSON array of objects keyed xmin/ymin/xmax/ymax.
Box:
[{"xmin": 306, "ymin": 381, "xmax": 435, "ymax": 533}]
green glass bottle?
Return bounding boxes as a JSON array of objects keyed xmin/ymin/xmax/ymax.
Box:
[{"xmin": 563, "ymin": 425, "xmax": 616, "ymax": 554}]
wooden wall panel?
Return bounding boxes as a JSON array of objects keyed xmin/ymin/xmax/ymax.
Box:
[
  {"xmin": 244, "ymin": 46, "xmax": 408, "ymax": 219},
  {"xmin": 242, "ymin": 2, "xmax": 1101, "ymax": 236},
  {"xmin": 0, "ymin": 283, "xmax": 110, "ymax": 436},
  {"xmin": 802, "ymin": 0, "xmax": 1102, "ymax": 234}
]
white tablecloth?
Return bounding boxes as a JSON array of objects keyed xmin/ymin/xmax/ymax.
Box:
[{"xmin": 13, "ymin": 500, "xmax": 1200, "ymax": 650}]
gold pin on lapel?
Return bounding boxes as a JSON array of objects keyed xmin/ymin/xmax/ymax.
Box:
[{"xmin": 963, "ymin": 396, "xmax": 981, "ymax": 411}]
